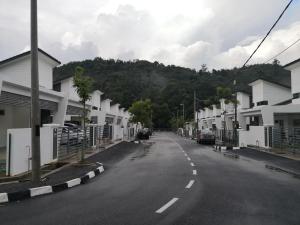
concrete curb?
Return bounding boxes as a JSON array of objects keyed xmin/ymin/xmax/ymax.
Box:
[
  {"xmin": 213, "ymin": 145, "xmax": 241, "ymax": 151},
  {"xmin": 265, "ymin": 164, "xmax": 300, "ymax": 179},
  {"xmin": 0, "ymin": 163, "xmax": 104, "ymax": 204},
  {"xmin": 223, "ymin": 152, "xmax": 240, "ymax": 159}
]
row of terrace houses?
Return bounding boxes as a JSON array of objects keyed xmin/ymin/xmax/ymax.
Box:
[
  {"xmin": 0, "ymin": 49, "xmax": 138, "ymax": 176},
  {"xmin": 196, "ymin": 58, "xmax": 300, "ymax": 151}
]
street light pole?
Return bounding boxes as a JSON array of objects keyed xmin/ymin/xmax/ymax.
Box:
[
  {"xmin": 194, "ymin": 91, "xmax": 199, "ymax": 137},
  {"xmin": 31, "ymin": 0, "xmax": 41, "ymax": 184},
  {"xmin": 176, "ymin": 110, "xmax": 179, "ymax": 130},
  {"xmin": 233, "ymin": 79, "xmax": 238, "ymax": 146}
]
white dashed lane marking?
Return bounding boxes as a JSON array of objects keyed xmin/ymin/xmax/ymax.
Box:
[
  {"xmin": 190, "ymin": 162, "xmax": 195, "ymax": 167},
  {"xmin": 155, "ymin": 198, "xmax": 179, "ymax": 214},
  {"xmin": 193, "ymin": 170, "xmax": 197, "ymax": 175},
  {"xmin": 185, "ymin": 180, "xmax": 195, "ymax": 189},
  {"xmin": 187, "ymin": 157, "xmax": 191, "ymax": 161}
]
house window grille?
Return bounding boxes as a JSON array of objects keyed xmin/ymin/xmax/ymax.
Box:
[
  {"xmin": 264, "ymin": 127, "xmax": 268, "ymax": 147},
  {"xmin": 268, "ymin": 127, "xmax": 273, "ymax": 147}
]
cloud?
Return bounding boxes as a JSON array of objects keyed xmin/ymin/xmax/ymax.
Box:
[
  {"xmin": 0, "ymin": 0, "xmax": 300, "ymax": 70},
  {"xmin": 211, "ymin": 21, "xmax": 300, "ymax": 69}
]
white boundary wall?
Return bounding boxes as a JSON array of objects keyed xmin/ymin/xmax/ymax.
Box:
[
  {"xmin": 239, "ymin": 126, "xmax": 266, "ymax": 148},
  {"xmin": 6, "ymin": 127, "xmax": 57, "ymax": 176}
]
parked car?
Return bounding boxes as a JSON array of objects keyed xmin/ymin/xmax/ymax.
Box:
[
  {"xmin": 197, "ymin": 129, "xmax": 215, "ymax": 145},
  {"xmin": 144, "ymin": 128, "xmax": 152, "ymax": 136},
  {"xmin": 60, "ymin": 123, "xmax": 85, "ymax": 145},
  {"xmin": 137, "ymin": 128, "xmax": 150, "ymax": 140}
]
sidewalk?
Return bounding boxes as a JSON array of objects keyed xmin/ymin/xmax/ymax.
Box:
[
  {"xmin": 0, "ymin": 141, "xmax": 139, "ymax": 194},
  {"xmin": 227, "ymin": 147, "xmax": 300, "ymax": 175}
]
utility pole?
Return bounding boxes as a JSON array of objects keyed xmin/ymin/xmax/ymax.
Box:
[
  {"xmin": 31, "ymin": 0, "xmax": 41, "ymax": 184},
  {"xmin": 194, "ymin": 91, "xmax": 198, "ymax": 136},
  {"xmin": 176, "ymin": 110, "xmax": 179, "ymax": 130},
  {"xmin": 233, "ymin": 79, "xmax": 238, "ymax": 146},
  {"xmin": 193, "ymin": 91, "xmax": 196, "ymax": 122}
]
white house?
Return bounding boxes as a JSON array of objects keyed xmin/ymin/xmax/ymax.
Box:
[
  {"xmin": 0, "ymin": 49, "xmax": 137, "ymax": 176},
  {"xmin": 196, "ymin": 63, "xmax": 300, "ymax": 150},
  {"xmin": 285, "ymin": 58, "xmax": 300, "ymax": 104},
  {"xmin": 0, "ymin": 49, "xmax": 62, "ymax": 150},
  {"xmin": 237, "ymin": 65, "xmax": 300, "ymax": 149},
  {"xmin": 0, "ymin": 49, "xmax": 65, "ymax": 175},
  {"xmin": 53, "ymin": 77, "xmax": 106, "ymax": 126}
]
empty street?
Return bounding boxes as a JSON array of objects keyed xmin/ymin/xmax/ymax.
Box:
[{"xmin": 1, "ymin": 132, "xmax": 299, "ymax": 225}]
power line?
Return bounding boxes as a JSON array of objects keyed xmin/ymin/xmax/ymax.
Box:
[
  {"xmin": 242, "ymin": 0, "xmax": 294, "ymax": 67},
  {"xmin": 263, "ymin": 37, "xmax": 300, "ymax": 63}
]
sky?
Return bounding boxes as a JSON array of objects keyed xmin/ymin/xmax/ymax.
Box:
[{"xmin": 0, "ymin": 0, "xmax": 300, "ymax": 70}]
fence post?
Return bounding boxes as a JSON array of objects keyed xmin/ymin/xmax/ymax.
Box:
[{"xmin": 67, "ymin": 128, "xmax": 70, "ymax": 154}]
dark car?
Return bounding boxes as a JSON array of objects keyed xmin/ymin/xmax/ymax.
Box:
[
  {"xmin": 197, "ymin": 130, "xmax": 215, "ymax": 145},
  {"xmin": 137, "ymin": 128, "xmax": 150, "ymax": 140}
]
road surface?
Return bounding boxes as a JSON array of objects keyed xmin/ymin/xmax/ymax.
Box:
[{"xmin": 1, "ymin": 132, "xmax": 300, "ymax": 225}]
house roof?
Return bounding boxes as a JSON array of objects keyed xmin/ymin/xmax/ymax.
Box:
[
  {"xmin": 248, "ymin": 78, "xmax": 291, "ymax": 89},
  {"xmin": 0, "ymin": 48, "xmax": 61, "ymax": 67},
  {"xmin": 284, "ymin": 57, "xmax": 300, "ymax": 69}
]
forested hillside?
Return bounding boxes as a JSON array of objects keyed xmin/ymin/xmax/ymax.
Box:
[{"xmin": 54, "ymin": 58, "xmax": 290, "ymax": 128}]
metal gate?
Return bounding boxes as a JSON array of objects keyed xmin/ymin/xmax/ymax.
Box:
[
  {"xmin": 273, "ymin": 127, "xmax": 300, "ymax": 154},
  {"xmin": 56, "ymin": 126, "xmax": 90, "ymax": 160},
  {"xmin": 214, "ymin": 129, "xmax": 239, "ymax": 146}
]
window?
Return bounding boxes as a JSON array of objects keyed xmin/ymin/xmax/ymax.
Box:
[
  {"xmin": 293, "ymin": 92, "xmax": 300, "ymax": 99},
  {"xmin": 91, "ymin": 116, "xmax": 98, "ymax": 124},
  {"xmin": 250, "ymin": 116, "xmax": 259, "ymax": 126},
  {"xmin": 92, "ymin": 106, "xmax": 98, "ymax": 110},
  {"xmin": 53, "ymin": 83, "xmax": 61, "ymax": 92},
  {"xmin": 257, "ymin": 100, "xmax": 268, "ymax": 106},
  {"xmin": 0, "ymin": 110, "xmax": 5, "ymax": 116}
]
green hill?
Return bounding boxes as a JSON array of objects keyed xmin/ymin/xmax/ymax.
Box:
[{"xmin": 53, "ymin": 58, "xmax": 290, "ymax": 128}]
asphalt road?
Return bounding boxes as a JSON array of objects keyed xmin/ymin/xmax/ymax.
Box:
[{"xmin": 1, "ymin": 132, "xmax": 300, "ymax": 225}]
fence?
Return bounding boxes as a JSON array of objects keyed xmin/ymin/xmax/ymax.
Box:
[
  {"xmin": 56, "ymin": 125, "xmax": 112, "ymax": 161},
  {"xmin": 56, "ymin": 125, "xmax": 136, "ymax": 161},
  {"xmin": 272, "ymin": 127, "xmax": 300, "ymax": 154},
  {"xmin": 214, "ymin": 129, "xmax": 239, "ymax": 146}
]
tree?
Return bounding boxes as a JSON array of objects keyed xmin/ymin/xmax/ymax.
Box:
[
  {"xmin": 216, "ymin": 86, "xmax": 232, "ymax": 100},
  {"xmin": 54, "ymin": 57, "xmax": 290, "ymax": 128},
  {"xmin": 272, "ymin": 58, "xmax": 280, "ymax": 65},
  {"xmin": 200, "ymin": 64, "xmax": 208, "ymax": 73},
  {"xmin": 152, "ymin": 103, "xmax": 171, "ymax": 128},
  {"xmin": 129, "ymin": 99, "xmax": 152, "ymax": 127},
  {"xmin": 73, "ymin": 66, "xmax": 94, "ymax": 162},
  {"xmin": 170, "ymin": 116, "xmax": 184, "ymax": 130}
]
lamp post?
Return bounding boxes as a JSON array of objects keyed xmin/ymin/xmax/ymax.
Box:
[
  {"xmin": 233, "ymin": 79, "xmax": 238, "ymax": 146},
  {"xmin": 31, "ymin": 0, "xmax": 41, "ymax": 184},
  {"xmin": 176, "ymin": 109, "xmax": 179, "ymax": 130}
]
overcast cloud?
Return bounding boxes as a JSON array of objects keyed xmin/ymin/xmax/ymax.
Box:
[{"xmin": 0, "ymin": 0, "xmax": 300, "ymax": 70}]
